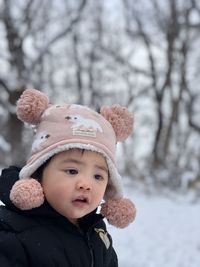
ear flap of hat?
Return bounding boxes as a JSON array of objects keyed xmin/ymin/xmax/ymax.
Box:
[
  {"xmin": 17, "ymin": 89, "xmax": 49, "ymax": 125},
  {"xmin": 10, "ymin": 178, "xmax": 44, "ymax": 210},
  {"xmin": 101, "ymin": 198, "xmax": 136, "ymax": 228},
  {"xmin": 100, "ymin": 105, "xmax": 133, "ymax": 142}
]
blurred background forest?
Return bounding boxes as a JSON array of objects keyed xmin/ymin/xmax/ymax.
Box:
[{"xmin": 0, "ymin": 0, "xmax": 200, "ymax": 192}]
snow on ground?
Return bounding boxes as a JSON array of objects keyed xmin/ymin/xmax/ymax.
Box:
[{"xmin": 108, "ymin": 181, "xmax": 200, "ymax": 267}]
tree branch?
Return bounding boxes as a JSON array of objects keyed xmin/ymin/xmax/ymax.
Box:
[
  {"xmin": 29, "ymin": 0, "xmax": 87, "ymax": 72},
  {"xmin": 188, "ymin": 95, "xmax": 200, "ymax": 133},
  {"xmin": 0, "ymin": 78, "xmax": 10, "ymax": 94}
]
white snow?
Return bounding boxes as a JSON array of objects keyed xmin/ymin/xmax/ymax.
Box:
[{"xmin": 108, "ymin": 182, "xmax": 200, "ymax": 267}]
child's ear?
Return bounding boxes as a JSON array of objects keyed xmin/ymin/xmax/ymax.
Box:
[{"xmin": 100, "ymin": 104, "xmax": 134, "ymax": 142}]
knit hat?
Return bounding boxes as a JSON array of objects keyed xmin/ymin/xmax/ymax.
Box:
[{"xmin": 10, "ymin": 89, "xmax": 136, "ymax": 228}]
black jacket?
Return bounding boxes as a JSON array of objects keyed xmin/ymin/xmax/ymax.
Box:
[{"xmin": 0, "ymin": 166, "xmax": 118, "ymax": 267}]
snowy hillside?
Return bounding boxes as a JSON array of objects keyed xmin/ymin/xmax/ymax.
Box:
[{"xmin": 108, "ymin": 182, "xmax": 200, "ymax": 267}]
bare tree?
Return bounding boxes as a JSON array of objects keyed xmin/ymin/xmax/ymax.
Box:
[
  {"xmin": 0, "ymin": 0, "xmax": 199, "ymax": 190},
  {"xmin": 120, "ymin": 0, "xmax": 200, "ymax": 184},
  {"xmin": 0, "ymin": 0, "xmax": 87, "ymax": 166}
]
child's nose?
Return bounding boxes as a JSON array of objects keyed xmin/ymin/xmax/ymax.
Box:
[{"xmin": 76, "ymin": 179, "xmax": 92, "ymax": 191}]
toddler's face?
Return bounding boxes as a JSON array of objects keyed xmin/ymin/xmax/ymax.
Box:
[{"xmin": 41, "ymin": 149, "xmax": 108, "ymax": 225}]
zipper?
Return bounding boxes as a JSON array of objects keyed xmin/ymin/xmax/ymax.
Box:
[{"xmin": 86, "ymin": 232, "xmax": 94, "ymax": 267}]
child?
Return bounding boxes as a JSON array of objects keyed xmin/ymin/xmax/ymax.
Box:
[{"xmin": 0, "ymin": 89, "xmax": 136, "ymax": 267}]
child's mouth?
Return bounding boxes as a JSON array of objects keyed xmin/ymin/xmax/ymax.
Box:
[{"xmin": 72, "ymin": 196, "xmax": 89, "ymax": 206}]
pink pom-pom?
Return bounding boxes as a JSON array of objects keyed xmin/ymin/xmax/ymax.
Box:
[
  {"xmin": 101, "ymin": 198, "xmax": 136, "ymax": 228},
  {"xmin": 10, "ymin": 178, "xmax": 44, "ymax": 210},
  {"xmin": 17, "ymin": 89, "xmax": 49, "ymax": 124},
  {"xmin": 100, "ymin": 104, "xmax": 134, "ymax": 142}
]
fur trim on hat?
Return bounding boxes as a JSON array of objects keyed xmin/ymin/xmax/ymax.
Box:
[{"xmin": 19, "ymin": 143, "xmax": 123, "ymax": 200}]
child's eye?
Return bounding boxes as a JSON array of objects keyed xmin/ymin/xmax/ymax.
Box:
[
  {"xmin": 66, "ymin": 169, "xmax": 78, "ymax": 175},
  {"xmin": 94, "ymin": 174, "xmax": 104, "ymax": 181}
]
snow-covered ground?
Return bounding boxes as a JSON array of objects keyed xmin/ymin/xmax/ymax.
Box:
[{"xmin": 108, "ymin": 181, "xmax": 200, "ymax": 267}]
